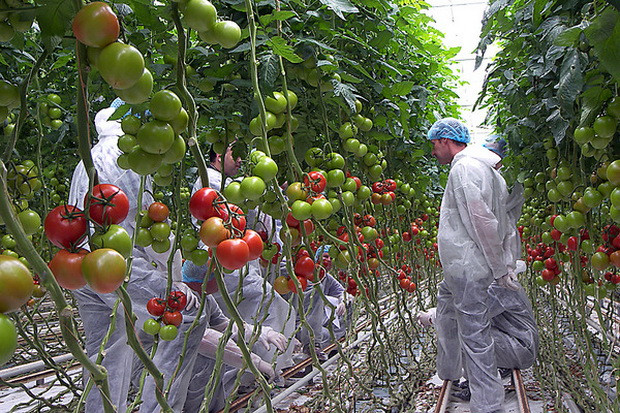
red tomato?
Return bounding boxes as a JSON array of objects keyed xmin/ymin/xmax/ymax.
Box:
[
  {"xmin": 72, "ymin": 2, "xmax": 119, "ymax": 48},
  {"xmin": 303, "ymin": 219, "xmax": 315, "ymax": 235},
  {"xmin": 189, "ymin": 188, "xmax": 219, "ymax": 221},
  {"xmin": 384, "ymin": 179, "xmax": 397, "ymax": 191},
  {"xmin": 162, "ymin": 311, "xmax": 183, "ymax": 327},
  {"xmin": 44, "ymin": 205, "xmax": 87, "ymax": 249},
  {"xmin": 541, "ymin": 268, "xmax": 555, "ymax": 281},
  {"xmin": 86, "ymin": 184, "xmax": 129, "ymax": 226},
  {"xmin": 351, "ymin": 176, "xmax": 362, "ymax": 190},
  {"xmin": 286, "ymin": 212, "xmax": 300, "ymax": 228},
  {"xmin": 81, "ymin": 248, "xmax": 127, "ymax": 294},
  {"xmin": 402, "ymin": 232, "xmax": 412, "ymax": 242},
  {"xmin": 288, "ymin": 276, "xmax": 308, "ymax": 294},
  {"xmin": 216, "ymin": 239, "xmax": 249, "ymax": 270},
  {"xmin": 295, "ymin": 256, "xmax": 315, "ymax": 278},
  {"xmin": 199, "ymin": 217, "xmax": 230, "ymax": 248},
  {"xmin": 167, "ymin": 291, "xmax": 187, "ymax": 311},
  {"xmin": 242, "ymin": 230, "xmax": 264, "ymax": 261},
  {"xmin": 147, "ymin": 297, "xmax": 166, "ymax": 316},
  {"xmin": 48, "ymin": 249, "xmax": 88, "ymax": 290},
  {"xmin": 399, "ymin": 278, "xmax": 411, "ymax": 289},
  {"xmin": 303, "ymin": 171, "xmax": 327, "ymax": 193},
  {"xmin": 148, "ymin": 202, "xmax": 169, "ymax": 222},
  {"xmin": 227, "ymin": 204, "xmax": 246, "ymax": 232}
]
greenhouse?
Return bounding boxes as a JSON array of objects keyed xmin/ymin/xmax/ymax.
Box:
[{"xmin": 0, "ymin": 0, "xmax": 618, "ymax": 412}]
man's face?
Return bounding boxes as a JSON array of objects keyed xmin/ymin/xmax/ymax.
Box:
[
  {"xmin": 221, "ymin": 147, "xmax": 242, "ymax": 177},
  {"xmin": 430, "ymin": 138, "xmax": 453, "ymax": 165}
]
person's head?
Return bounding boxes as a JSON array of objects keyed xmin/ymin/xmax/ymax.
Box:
[
  {"xmin": 483, "ymin": 138, "xmax": 507, "ymax": 170},
  {"xmin": 427, "ymin": 118, "xmax": 470, "ymax": 165},
  {"xmin": 210, "ymin": 145, "xmax": 241, "ymax": 177}
]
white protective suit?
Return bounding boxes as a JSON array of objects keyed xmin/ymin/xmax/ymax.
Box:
[
  {"xmin": 68, "ymin": 108, "xmax": 206, "ymax": 412},
  {"xmin": 434, "ymin": 144, "xmax": 513, "ymax": 413},
  {"xmin": 191, "ymin": 168, "xmax": 296, "ymax": 370}
]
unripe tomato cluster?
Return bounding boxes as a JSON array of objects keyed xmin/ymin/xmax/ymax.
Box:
[
  {"xmin": 143, "ymin": 291, "xmax": 188, "ymax": 341},
  {"xmin": 116, "ymin": 90, "xmax": 188, "ymax": 179},
  {"xmin": 6, "ymin": 160, "xmax": 42, "ymax": 200},
  {"xmin": 181, "ymin": 0, "xmax": 242, "ymax": 49},
  {"xmin": 39, "ymin": 93, "xmax": 64, "ymax": 130},
  {"xmin": 0, "ymin": 3, "xmax": 33, "ymax": 43},
  {"xmin": 249, "ymin": 90, "xmax": 299, "ymax": 140},
  {"xmin": 223, "ymin": 151, "xmax": 279, "ymax": 212},
  {"xmin": 0, "ymin": 80, "xmax": 19, "ymax": 123},
  {"xmin": 136, "ymin": 202, "xmax": 172, "ymax": 253},
  {"xmin": 573, "ymin": 96, "xmax": 620, "ymax": 159}
]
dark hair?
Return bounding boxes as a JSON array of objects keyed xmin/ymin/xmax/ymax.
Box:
[{"xmin": 209, "ymin": 146, "xmax": 217, "ymax": 163}]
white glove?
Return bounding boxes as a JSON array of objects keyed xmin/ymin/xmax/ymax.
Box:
[
  {"xmin": 417, "ymin": 307, "xmax": 436, "ymax": 327},
  {"xmin": 336, "ymin": 301, "xmax": 346, "ymax": 317},
  {"xmin": 251, "ymin": 353, "xmax": 276, "ymax": 380},
  {"xmin": 173, "ymin": 281, "xmax": 200, "ymax": 312},
  {"xmin": 515, "ymin": 260, "xmax": 526, "ymax": 274},
  {"xmin": 258, "ymin": 326, "xmax": 288, "ymax": 352},
  {"xmin": 199, "ymin": 329, "xmax": 275, "ymax": 380},
  {"xmin": 496, "ymin": 272, "xmax": 519, "ymax": 291}
]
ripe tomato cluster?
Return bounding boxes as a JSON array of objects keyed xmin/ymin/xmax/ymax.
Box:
[
  {"xmin": 190, "ymin": 188, "xmax": 263, "ymax": 270},
  {"xmin": 396, "ymin": 264, "xmax": 417, "ymax": 293},
  {"xmin": 45, "ymin": 184, "xmax": 129, "ymax": 294},
  {"xmin": 370, "ymin": 179, "xmax": 397, "ymax": 205},
  {"xmin": 143, "ymin": 291, "xmax": 188, "ymax": 341}
]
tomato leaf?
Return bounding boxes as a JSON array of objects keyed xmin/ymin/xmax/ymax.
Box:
[
  {"xmin": 36, "ymin": 0, "xmax": 75, "ymax": 41},
  {"xmin": 556, "ymin": 48, "xmax": 585, "ymax": 112},
  {"xmin": 259, "ymin": 53, "xmax": 279, "ymax": 87},
  {"xmin": 259, "ymin": 11, "xmax": 297, "ymax": 26},
  {"xmin": 579, "ymin": 86, "xmax": 613, "ymax": 127},
  {"xmin": 266, "ymin": 36, "xmax": 303, "ymax": 63},
  {"xmin": 332, "ymin": 82, "xmax": 358, "ymax": 113},
  {"xmin": 318, "ymin": 0, "xmax": 359, "ymax": 20},
  {"xmin": 584, "ymin": 7, "xmax": 620, "ymax": 85}
]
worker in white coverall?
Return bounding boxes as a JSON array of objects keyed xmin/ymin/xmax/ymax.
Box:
[
  {"xmin": 419, "ymin": 136, "xmax": 539, "ymax": 403},
  {"xmin": 189, "ymin": 146, "xmax": 297, "ymax": 373},
  {"xmin": 69, "ymin": 101, "xmax": 205, "ymax": 412},
  {"xmin": 181, "ymin": 264, "xmax": 288, "ymax": 411},
  {"xmin": 423, "ymin": 118, "xmax": 520, "ymax": 413}
]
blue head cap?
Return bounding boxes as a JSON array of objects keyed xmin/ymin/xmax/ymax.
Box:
[
  {"xmin": 483, "ymin": 137, "xmax": 507, "ymax": 159},
  {"xmin": 314, "ymin": 245, "xmax": 331, "ymax": 261},
  {"xmin": 427, "ymin": 117, "xmax": 470, "ymax": 144}
]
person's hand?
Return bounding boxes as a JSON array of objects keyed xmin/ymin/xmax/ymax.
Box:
[
  {"xmin": 336, "ymin": 301, "xmax": 346, "ymax": 317},
  {"xmin": 172, "ymin": 281, "xmax": 201, "ymax": 312},
  {"xmin": 496, "ymin": 272, "xmax": 519, "ymax": 291},
  {"xmin": 251, "ymin": 354, "xmax": 276, "ymax": 380},
  {"xmin": 416, "ymin": 308, "xmax": 436, "ymax": 327},
  {"xmin": 292, "ymin": 337, "xmax": 303, "ymax": 353},
  {"xmin": 258, "ymin": 326, "xmax": 288, "ymax": 352}
]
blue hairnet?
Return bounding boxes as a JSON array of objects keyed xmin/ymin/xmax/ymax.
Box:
[
  {"xmin": 483, "ymin": 138, "xmax": 507, "ymax": 159},
  {"xmin": 315, "ymin": 244, "xmax": 331, "ymax": 261},
  {"xmin": 427, "ymin": 118, "xmax": 470, "ymax": 143}
]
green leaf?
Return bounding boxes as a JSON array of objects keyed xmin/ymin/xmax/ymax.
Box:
[
  {"xmin": 259, "ymin": 53, "xmax": 279, "ymax": 87},
  {"xmin": 556, "ymin": 49, "xmax": 585, "ymax": 112},
  {"xmin": 332, "ymin": 82, "xmax": 358, "ymax": 113},
  {"xmin": 553, "ymin": 25, "xmax": 583, "ymax": 47},
  {"xmin": 339, "ymin": 72, "xmax": 363, "ymax": 83},
  {"xmin": 37, "ymin": 0, "xmax": 75, "ymax": 40},
  {"xmin": 584, "ymin": 7, "xmax": 620, "ymax": 85},
  {"xmin": 51, "ymin": 53, "xmax": 73, "ymax": 70},
  {"xmin": 546, "ymin": 109, "xmax": 569, "ymax": 145},
  {"xmin": 579, "ymin": 86, "xmax": 613, "ymax": 127},
  {"xmin": 259, "ymin": 11, "xmax": 297, "ymax": 26},
  {"xmin": 266, "ymin": 36, "xmax": 303, "ymax": 63},
  {"xmin": 369, "ymin": 131, "xmax": 393, "ymax": 141},
  {"xmin": 382, "ymin": 81, "xmax": 415, "ymax": 98},
  {"xmin": 318, "ymin": 0, "xmax": 359, "ymax": 20}
]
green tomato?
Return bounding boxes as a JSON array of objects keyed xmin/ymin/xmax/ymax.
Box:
[
  {"xmin": 128, "ymin": 147, "xmax": 163, "ymax": 175},
  {"xmin": 143, "ymin": 318, "xmax": 161, "ymax": 335},
  {"xmin": 341, "ymin": 191, "xmax": 355, "ymax": 206},
  {"xmin": 118, "ymin": 134, "xmax": 138, "ymax": 153},
  {"xmin": 325, "ymin": 152, "xmax": 345, "ymax": 170},
  {"xmin": 253, "ymin": 157, "xmax": 278, "ymax": 182},
  {"xmin": 311, "ymin": 199, "xmax": 333, "ymax": 220},
  {"xmin": 159, "ymin": 324, "xmax": 178, "ymax": 341},
  {"xmin": 121, "ymin": 115, "xmax": 142, "ymax": 135},
  {"xmin": 326, "ymin": 169, "xmax": 345, "ymax": 187},
  {"xmin": 240, "ymin": 176, "xmax": 266, "ymax": 201},
  {"xmin": 190, "ymin": 249, "xmax": 209, "ymax": 266},
  {"xmin": 92, "ymin": 225, "xmax": 132, "ymax": 258},
  {"xmin": 0, "ymin": 314, "xmax": 17, "ymax": 366},
  {"xmin": 137, "ymin": 120, "xmax": 175, "ymax": 155},
  {"xmin": 150, "ymin": 222, "xmax": 171, "ymax": 242},
  {"xmin": 17, "ymin": 209, "xmax": 41, "ymax": 235},
  {"xmin": 162, "ymin": 136, "xmax": 187, "ymax": 165},
  {"xmin": 291, "ymin": 200, "xmax": 312, "ymax": 221},
  {"xmin": 135, "ymin": 228, "xmax": 153, "ymax": 247},
  {"xmin": 151, "ymin": 238, "xmax": 171, "ymax": 254},
  {"xmin": 593, "ymin": 115, "xmax": 617, "ymax": 139},
  {"xmin": 223, "ymin": 182, "xmax": 245, "ymax": 204},
  {"xmin": 181, "ymin": 234, "xmax": 199, "ymax": 251}
]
